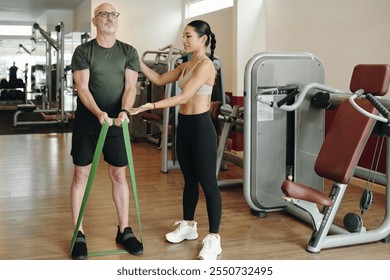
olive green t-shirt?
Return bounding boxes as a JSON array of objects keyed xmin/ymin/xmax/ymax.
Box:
[{"xmin": 71, "ymin": 39, "xmax": 140, "ymax": 135}]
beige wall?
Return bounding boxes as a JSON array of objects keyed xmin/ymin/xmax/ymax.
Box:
[
  {"xmin": 73, "ymin": 0, "xmax": 91, "ymax": 33},
  {"xmin": 185, "ymin": 0, "xmax": 390, "ymax": 96},
  {"xmin": 183, "ymin": 7, "xmax": 234, "ymax": 94},
  {"xmin": 89, "ymin": 0, "xmax": 182, "ymax": 55},
  {"xmin": 63, "ymin": 0, "xmax": 390, "ymax": 96},
  {"xmin": 234, "ymin": 0, "xmax": 265, "ymax": 97},
  {"xmin": 265, "ymin": 0, "xmax": 390, "ymax": 91}
]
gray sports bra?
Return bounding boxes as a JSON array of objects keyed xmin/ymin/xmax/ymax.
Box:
[{"xmin": 178, "ymin": 59, "xmax": 213, "ymax": 96}]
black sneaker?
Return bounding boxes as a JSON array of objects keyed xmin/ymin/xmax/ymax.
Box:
[
  {"xmin": 116, "ymin": 226, "xmax": 143, "ymax": 255},
  {"xmin": 71, "ymin": 231, "xmax": 87, "ymax": 260}
]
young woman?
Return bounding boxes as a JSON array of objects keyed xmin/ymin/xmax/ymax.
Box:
[{"xmin": 131, "ymin": 20, "xmax": 222, "ymax": 260}]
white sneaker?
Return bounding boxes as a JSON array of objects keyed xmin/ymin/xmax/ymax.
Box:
[
  {"xmin": 198, "ymin": 234, "xmax": 222, "ymax": 260},
  {"xmin": 165, "ymin": 220, "xmax": 198, "ymax": 243}
]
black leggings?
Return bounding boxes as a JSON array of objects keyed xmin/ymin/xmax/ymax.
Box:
[{"xmin": 176, "ymin": 112, "xmax": 222, "ymax": 233}]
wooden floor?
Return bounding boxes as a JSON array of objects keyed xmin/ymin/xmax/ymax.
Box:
[{"xmin": 0, "ymin": 132, "xmax": 390, "ymax": 260}]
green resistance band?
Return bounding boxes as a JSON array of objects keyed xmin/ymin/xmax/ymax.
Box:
[{"xmin": 69, "ymin": 120, "xmax": 143, "ymax": 257}]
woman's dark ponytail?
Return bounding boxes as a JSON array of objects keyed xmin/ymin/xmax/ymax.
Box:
[{"xmin": 209, "ymin": 31, "xmax": 216, "ymax": 60}]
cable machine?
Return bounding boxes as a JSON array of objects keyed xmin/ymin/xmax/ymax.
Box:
[
  {"xmin": 281, "ymin": 64, "xmax": 390, "ymax": 253},
  {"xmin": 243, "ymin": 52, "xmax": 325, "ymax": 217},
  {"xmin": 13, "ymin": 22, "xmax": 67, "ymax": 126}
]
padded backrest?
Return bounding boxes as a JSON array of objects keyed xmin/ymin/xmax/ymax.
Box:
[
  {"xmin": 350, "ymin": 64, "xmax": 390, "ymax": 96},
  {"xmin": 314, "ymin": 99, "xmax": 377, "ymax": 184}
]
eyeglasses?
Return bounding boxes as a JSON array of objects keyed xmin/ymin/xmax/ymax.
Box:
[{"xmin": 96, "ymin": 11, "xmax": 120, "ymax": 18}]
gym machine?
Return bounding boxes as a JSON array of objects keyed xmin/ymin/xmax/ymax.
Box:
[
  {"xmin": 216, "ymin": 103, "xmax": 244, "ymax": 187},
  {"xmin": 14, "ymin": 22, "xmax": 68, "ymax": 126},
  {"xmin": 281, "ymin": 64, "xmax": 390, "ymax": 253},
  {"xmin": 243, "ymin": 52, "xmax": 326, "ymax": 217},
  {"xmin": 130, "ymin": 44, "xmax": 183, "ymax": 151}
]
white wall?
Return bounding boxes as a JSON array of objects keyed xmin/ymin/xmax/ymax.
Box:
[
  {"xmin": 36, "ymin": 9, "xmax": 74, "ymax": 34},
  {"xmin": 89, "ymin": 0, "xmax": 182, "ymax": 55}
]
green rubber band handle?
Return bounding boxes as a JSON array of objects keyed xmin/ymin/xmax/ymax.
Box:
[{"xmin": 69, "ymin": 120, "xmax": 142, "ymax": 257}]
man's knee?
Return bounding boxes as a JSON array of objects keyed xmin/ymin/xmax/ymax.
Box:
[
  {"xmin": 72, "ymin": 165, "xmax": 91, "ymax": 186},
  {"xmin": 108, "ymin": 165, "xmax": 127, "ymax": 184}
]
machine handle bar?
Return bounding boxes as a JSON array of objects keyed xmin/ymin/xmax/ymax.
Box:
[
  {"xmin": 141, "ymin": 44, "xmax": 184, "ymax": 65},
  {"xmin": 349, "ymin": 90, "xmax": 389, "ymax": 123},
  {"xmin": 275, "ymin": 85, "xmax": 300, "ymax": 107},
  {"xmin": 257, "ymin": 82, "xmax": 349, "ymax": 111}
]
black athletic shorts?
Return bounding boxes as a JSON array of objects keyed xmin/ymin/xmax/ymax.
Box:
[{"xmin": 71, "ymin": 132, "xmax": 128, "ymax": 167}]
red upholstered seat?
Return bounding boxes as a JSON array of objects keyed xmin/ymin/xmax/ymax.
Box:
[{"xmin": 282, "ymin": 180, "xmax": 332, "ymax": 206}]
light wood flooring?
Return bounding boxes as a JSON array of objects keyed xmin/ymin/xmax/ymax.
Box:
[{"xmin": 0, "ymin": 132, "xmax": 389, "ymax": 260}]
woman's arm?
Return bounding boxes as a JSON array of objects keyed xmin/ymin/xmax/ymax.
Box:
[{"xmin": 141, "ymin": 61, "xmax": 183, "ymax": 86}]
